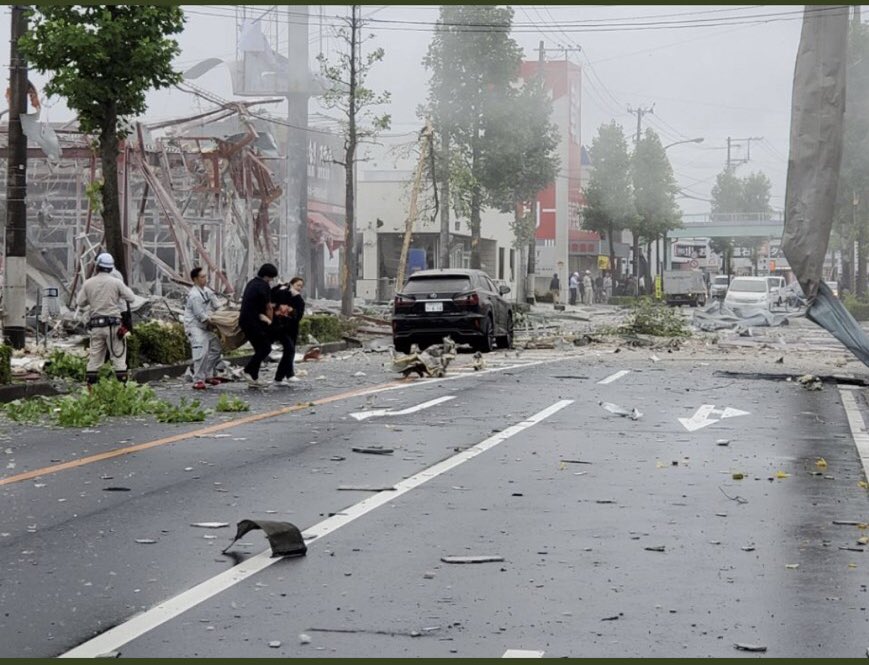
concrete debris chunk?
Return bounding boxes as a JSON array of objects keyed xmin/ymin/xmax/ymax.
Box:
[
  {"xmin": 734, "ymin": 643, "xmax": 767, "ymax": 652},
  {"xmin": 190, "ymin": 522, "xmax": 230, "ymax": 529},
  {"xmin": 599, "ymin": 401, "xmax": 642, "ymax": 420},
  {"xmin": 391, "ymin": 337, "xmax": 457, "ymax": 378},
  {"xmin": 351, "ymin": 447, "xmax": 394, "ymax": 455},
  {"xmin": 268, "ymin": 641, "xmax": 281, "ymax": 649}
]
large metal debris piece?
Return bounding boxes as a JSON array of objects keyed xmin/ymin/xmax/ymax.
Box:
[
  {"xmin": 222, "ymin": 519, "xmax": 307, "ymax": 558},
  {"xmin": 390, "ymin": 337, "xmax": 457, "ymax": 378},
  {"xmin": 692, "ymin": 300, "xmax": 790, "ymax": 332}
]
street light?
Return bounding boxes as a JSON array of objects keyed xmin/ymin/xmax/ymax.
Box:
[{"xmin": 664, "ymin": 137, "xmax": 704, "ymax": 151}]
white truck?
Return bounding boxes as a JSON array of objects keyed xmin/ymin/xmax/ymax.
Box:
[{"xmin": 663, "ymin": 270, "xmax": 707, "ymax": 307}]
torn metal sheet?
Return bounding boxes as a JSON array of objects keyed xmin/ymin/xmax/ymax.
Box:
[
  {"xmin": 391, "ymin": 337, "xmax": 457, "ymax": 378},
  {"xmin": 222, "ymin": 519, "xmax": 307, "ymax": 558},
  {"xmin": 599, "ymin": 401, "xmax": 642, "ymax": 420},
  {"xmin": 806, "ymin": 282, "xmax": 869, "ymax": 366},
  {"xmin": 782, "ymin": 7, "xmax": 849, "ymax": 302},
  {"xmin": 692, "ymin": 300, "xmax": 789, "ymax": 331}
]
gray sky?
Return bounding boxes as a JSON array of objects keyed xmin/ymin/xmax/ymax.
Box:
[{"xmin": 2, "ymin": 5, "xmax": 821, "ymax": 216}]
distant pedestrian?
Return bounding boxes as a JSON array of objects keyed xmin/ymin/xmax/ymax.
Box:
[
  {"xmin": 270, "ymin": 276, "xmax": 306, "ymax": 385},
  {"xmin": 604, "ymin": 273, "xmax": 613, "ymax": 301},
  {"xmin": 183, "ymin": 267, "xmax": 221, "ymax": 391},
  {"xmin": 568, "ymin": 272, "xmax": 579, "ymax": 305},
  {"xmin": 594, "ymin": 274, "xmax": 603, "ymax": 303},
  {"xmin": 549, "ymin": 273, "xmax": 561, "ymax": 304},
  {"xmin": 582, "ymin": 271, "xmax": 593, "ymax": 305},
  {"xmin": 239, "ymin": 263, "xmax": 278, "ymax": 387},
  {"xmin": 76, "ymin": 252, "xmax": 136, "ymax": 385}
]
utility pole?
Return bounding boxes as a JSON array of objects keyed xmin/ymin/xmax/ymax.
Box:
[
  {"xmin": 4, "ymin": 5, "xmax": 28, "ymax": 349},
  {"xmin": 284, "ymin": 5, "xmax": 310, "ymax": 284},
  {"xmin": 525, "ymin": 41, "xmax": 546, "ymax": 299},
  {"xmin": 726, "ymin": 136, "xmax": 763, "ymax": 170},
  {"xmin": 627, "ymin": 103, "xmax": 654, "ymax": 145}
]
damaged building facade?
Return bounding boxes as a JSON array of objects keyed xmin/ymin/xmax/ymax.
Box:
[{"xmin": 0, "ymin": 102, "xmax": 346, "ymax": 315}]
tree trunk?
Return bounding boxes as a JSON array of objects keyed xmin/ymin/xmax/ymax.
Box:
[
  {"xmin": 340, "ymin": 6, "xmax": 358, "ymax": 316},
  {"xmin": 100, "ymin": 101, "xmax": 127, "ymax": 282},
  {"xmin": 858, "ymin": 219, "xmax": 866, "ymax": 298},
  {"xmin": 644, "ymin": 239, "xmax": 653, "ymax": 294},
  {"xmin": 841, "ymin": 234, "xmax": 853, "ymax": 293},
  {"xmin": 470, "ymin": 120, "xmax": 482, "ymax": 270},
  {"xmin": 608, "ymin": 221, "xmax": 616, "ymax": 290},
  {"xmin": 632, "ymin": 233, "xmax": 640, "ymax": 295},
  {"xmin": 438, "ymin": 129, "xmax": 450, "ymax": 269}
]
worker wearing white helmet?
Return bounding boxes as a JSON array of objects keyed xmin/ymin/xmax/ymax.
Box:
[{"xmin": 76, "ymin": 253, "xmax": 136, "ymax": 384}]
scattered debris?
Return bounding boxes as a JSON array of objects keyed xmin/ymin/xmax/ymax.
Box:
[
  {"xmin": 816, "ymin": 457, "xmax": 828, "ymax": 469},
  {"xmin": 440, "ymin": 555, "xmax": 505, "ymax": 564},
  {"xmin": 797, "ymin": 374, "xmax": 823, "ymax": 390},
  {"xmin": 390, "ymin": 337, "xmax": 457, "ymax": 378},
  {"xmin": 353, "ymin": 371, "xmax": 367, "ymax": 377},
  {"xmin": 734, "ymin": 643, "xmax": 768, "ymax": 653},
  {"xmin": 268, "ymin": 641, "xmax": 281, "ymax": 649},
  {"xmin": 102, "ymin": 487, "xmax": 131, "ymax": 492},
  {"xmin": 222, "ymin": 519, "xmax": 307, "ymax": 558},
  {"xmin": 299, "ymin": 633, "xmax": 312, "ymax": 645},
  {"xmin": 731, "ymin": 472, "xmax": 745, "ymax": 480},
  {"xmin": 472, "ymin": 351, "xmax": 485, "ymax": 371},
  {"xmin": 719, "ymin": 487, "xmax": 749, "ymax": 504},
  {"xmin": 599, "ymin": 401, "xmax": 642, "ymax": 420},
  {"xmin": 601, "ymin": 614, "xmax": 622, "ymax": 621},
  {"xmin": 776, "ymin": 471, "xmax": 791, "ymax": 479},
  {"xmin": 560, "ymin": 459, "xmax": 593, "ymax": 465},
  {"xmin": 302, "ymin": 347, "xmax": 322, "ymax": 362},
  {"xmin": 351, "ymin": 447, "xmax": 394, "ymax": 455},
  {"xmin": 190, "ymin": 522, "xmax": 230, "ymax": 529},
  {"xmin": 644, "ymin": 545, "xmax": 666, "ymax": 552},
  {"xmin": 785, "ymin": 563, "xmax": 800, "ymax": 569},
  {"xmin": 135, "ymin": 538, "xmax": 157, "ymax": 545},
  {"xmin": 337, "ymin": 485, "xmax": 396, "ymax": 492},
  {"xmin": 716, "ymin": 439, "xmax": 730, "ymax": 446}
]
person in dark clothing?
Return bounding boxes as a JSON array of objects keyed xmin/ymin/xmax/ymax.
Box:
[
  {"xmin": 270, "ymin": 276, "xmax": 306, "ymax": 385},
  {"xmin": 239, "ymin": 263, "xmax": 278, "ymax": 386}
]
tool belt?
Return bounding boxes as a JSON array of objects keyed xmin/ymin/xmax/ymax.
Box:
[{"xmin": 88, "ymin": 315, "xmax": 121, "ymax": 329}]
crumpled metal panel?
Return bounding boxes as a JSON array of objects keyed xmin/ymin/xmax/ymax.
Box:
[
  {"xmin": 223, "ymin": 519, "xmax": 307, "ymax": 558},
  {"xmin": 806, "ymin": 281, "xmax": 869, "ymax": 365},
  {"xmin": 782, "ymin": 6, "xmax": 849, "ymax": 302}
]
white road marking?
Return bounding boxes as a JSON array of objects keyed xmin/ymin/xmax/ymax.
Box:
[
  {"xmin": 503, "ymin": 649, "xmax": 545, "ymax": 658},
  {"xmin": 598, "ymin": 369, "xmax": 631, "ymax": 385},
  {"xmin": 838, "ymin": 388, "xmax": 869, "ymax": 479},
  {"xmin": 679, "ymin": 404, "xmax": 750, "ymax": 432},
  {"xmin": 350, "ymin": 395, "xmax": 456, "ymax": 421},
  {"xmin": 60, "ymin": 399, "xmax": 574, "ymax": 658}
]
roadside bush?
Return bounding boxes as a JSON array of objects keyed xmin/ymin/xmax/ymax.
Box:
[
  {"xmin": 215, "ymin": 394, "xmax": 250, "ymax": 413},
  {"xmin": 299, "ymin": 314, "xmax": 350, "ymax": 344},
  {"xmin": 43, "ymin": 349, "xmax": 88, "ymax": 382},
  {"xmin": 619, "ymin": 297, "xmax": 690, "ymax": 337},
  {"xmin": 128, "ymin": 320, "xmax": 191, "ymax": 368},
  {"xmin": 842, "ymin": 293, "xmax": 869, "ymax": 321},
  {"xmin": 0, "ymin": 344, "xmax": 10, "ymax": 384}
]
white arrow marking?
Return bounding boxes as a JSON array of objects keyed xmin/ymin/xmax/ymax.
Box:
[
  {"xmin": 679, "ymin": 404, "xmax": 749, "ymax": 432},
  {"xmin": 350, "ymin": 395, "xmax": 456, "ymax": 421}
]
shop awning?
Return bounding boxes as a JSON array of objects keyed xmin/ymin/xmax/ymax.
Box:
[{"xmin": 308, "ymin": 212, "xmax": 344, "ymax": 256}]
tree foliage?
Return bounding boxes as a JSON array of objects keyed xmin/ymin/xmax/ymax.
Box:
[
  {"xmin": 423, "ymin": 5, "xmax": 523, "ymax": 269},
  {"xmin": 582, "ymin": 121, "xmax": 637, "ymax": 277},
  {"xmin": 709, "ymin": 168, "xmax": 772, "ymax": 273},
  {"xmin": 631, "ymin": 129, "xmax": 681, "ymax": 243},
  {"xmin": 20, "ymin": 6, "xmax": 185, "ymax": 281}
]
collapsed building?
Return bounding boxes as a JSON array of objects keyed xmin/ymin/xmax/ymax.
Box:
[{"xmin": 0, "ymin": 96, "xmax": 346, "ymax": 318}]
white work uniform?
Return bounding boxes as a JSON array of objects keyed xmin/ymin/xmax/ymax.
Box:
[{"xmin": 183, "ymin": 285, "xmax": 221, "ymax": 382}]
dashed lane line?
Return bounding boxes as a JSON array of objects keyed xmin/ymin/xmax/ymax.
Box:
[
  {"xmin": 59, "ymin": 399, "xmax": 574, "ymax": 658},
  {"xmin": 597, "ymin": 369, "xmax": 631, "ymax": 385}
]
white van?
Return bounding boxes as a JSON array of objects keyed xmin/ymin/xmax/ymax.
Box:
[{"xmin": 725, "ymin": 276, "xmax": 773, "ymax": 311}]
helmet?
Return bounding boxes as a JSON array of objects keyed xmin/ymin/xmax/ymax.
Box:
[{"xmin": 96, "ymin": 252, "xmax": 115, "ymax": 269}]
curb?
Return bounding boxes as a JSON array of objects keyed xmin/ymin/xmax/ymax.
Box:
[{"xmin": 0, "ymin": 340, "xmax": 352, "ymax": 404}]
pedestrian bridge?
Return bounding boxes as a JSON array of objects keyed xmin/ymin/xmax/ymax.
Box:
[{"xmin": 669, "ymin": 212, "xmax": 784, "ymax": 239}]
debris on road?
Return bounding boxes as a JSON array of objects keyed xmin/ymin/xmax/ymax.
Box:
[
  {"xmin": 693, "ymin": 300, "xmax": 789, "ymax": 331},
  {"xmin": 441, "ymin": 555, "xmax": 505, "ymax": 564},
  {"xmin": 472, "ymin": 351, "xmax": 485, "ymax": 371},
  {"xmin": 337, "ymin": 485, "xmax": 397, "ymax": 492},
  {"xmin": 734, "ymin": 643, "xmax": 768, "ymax": 653},
  {"xmin": 816, "ymin": 457, "xmax": 828, "ymax": 469},
  {"xmin": 268, "ymin": 641, "xmax": 281, "ymax": 649},
  {"xmin": 299, "ymin": 633, "xmax": 312, "ymax": 645},
  {"xmin": 102, "ymin": 487, "xmax": 131, "ymax": 492},
  {"xmin": 798, "ymin": 374, "xmax": 823, "ymax": 390},
  {"xmin": 716, "ymin": 439, "xmax": 730, "ymax": 446},
  {"xmin": 560, "ymin": 459, "xmax": 593, "ymax": 465},
  {"xmin": 190, "ymin": 522, "xmax": 230, "ymax": 529},
  {"xmin": 601, "ymin": 614, "xmax": 622, "ymax": 621},
  {"xmin": 135, "ymin": 538, "xmax": 157, "ymax": 544},
  {"xmin": 390, "ymin": 337, "xmax": 457, "ymax": 378},
  {"xmin": 644, "ymin": 545, "xmax": 666, "ymax": 552},
  {"xmin": 719, "ymin": 487, "xmax": 748, "ymax": 504},
  {"xmin": 599, "ymin": 401, "xmax": 642, "ymax": 420},
  {"xmin": 785, "ymin": 563, "xmax": 800, "ymax": 569},
  {"xmin": 351, "ymin": 447, "xmax": 394, "ymax": 455},
  {"xmin": 731, "ymin": 472, "xmax": 745, "ymax": 480},
  {"xmin": 222, "ymin": 519, "xmax": 307, "ymax": 558}
]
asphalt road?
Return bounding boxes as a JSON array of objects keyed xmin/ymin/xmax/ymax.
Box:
[{"xmin": 1, "ymin": 347, "xmax": 867, "ymax": 658}]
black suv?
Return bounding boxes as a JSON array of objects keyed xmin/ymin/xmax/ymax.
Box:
[{"xmin": 392, "ymin": 269, "xmax": 514, "ymax": 353}]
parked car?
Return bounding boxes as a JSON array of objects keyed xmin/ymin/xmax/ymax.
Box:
[
  {"xmin": 392, "ymin": 269, "xmax": 514, "ymax": 353},
  {"xmin": 766, "ymin": 275, "xmax": 786, "ymax": 306},
  {"xmin": 710, "ymin": 274, "xmax": 731, "ymax": 300},
  {"xmin": 724, "ymin": 276, "xmax": 773, "ymax": 311}
]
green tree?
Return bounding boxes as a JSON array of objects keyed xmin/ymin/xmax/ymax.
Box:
[
  {"xmin": 482, "ymin": 75, "xmax": 560, "ymax": 298},
  {"xmin": 631, "ymin": 129, "xmax": 681, "ymax": 292},
  {"xmin": 582, "ymin": 122, "xmax": 637, "ymax": 282},
  {"xmin": 423, "ymin": 5, "xmax": 523, "ymax": 269},
  {"xmin": 318, "ymin": 5, "xmax": 391, "ymax": 315},
  {"xmin": 709, "ymin": 168, "xmax": 772, "ymax": 275},
  {"xmin": 20, "ymin": 6, "xmax": 185, "ymax": 282}
]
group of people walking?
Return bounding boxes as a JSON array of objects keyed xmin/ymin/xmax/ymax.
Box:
[
  {"xmin": 77, "ymin": 253, "xmax": 306, "ymax": 391},
  {"xmin": 185, "ymin": 262, "xmax": 306, "ymax": 390}
]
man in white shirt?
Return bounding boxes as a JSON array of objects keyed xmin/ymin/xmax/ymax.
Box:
[{"xmin": 183, "ymin": 266, "xmax": 222, "ymax": 390}]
